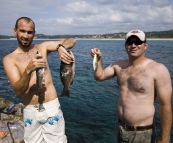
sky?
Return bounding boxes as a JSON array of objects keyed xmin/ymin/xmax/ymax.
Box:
[{"xmin": 0, "ymin": 0, "xmax": 173, "ymax": 36}]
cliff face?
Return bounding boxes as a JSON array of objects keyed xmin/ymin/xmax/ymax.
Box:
[{"xmin": 0, "ymin": 97, "xmax": 24, "ymax": 143}]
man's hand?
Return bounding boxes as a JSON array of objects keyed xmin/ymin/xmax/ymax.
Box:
[
  {"xmin": 90, "ymin": 48, "xmax": 102, "ymax": 61},
  {"xmin": 58, "ymin": 47, "xmax": 74, "ymax": 64},
  {"xmin": 26, "ymin": 54, "xmax": 47, "ymax": 74}
]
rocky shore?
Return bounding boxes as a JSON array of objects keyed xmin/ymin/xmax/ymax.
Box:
[{"xmin": 0, "ymin": 97, "xmax": 24, "ymax": 143}]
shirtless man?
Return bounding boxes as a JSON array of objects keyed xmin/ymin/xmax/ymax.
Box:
[
  {"xmin": 90, "ymin": 30, "xmax": 172, "ymax": 143},
  {"xmin": 3, "ymin": 17, "xmax": 76, "ymax": 143}
]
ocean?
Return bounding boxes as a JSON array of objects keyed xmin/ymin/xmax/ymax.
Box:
[{"xmin": 0, "ymin": 39, "xmax": 173, "ymax": 143}]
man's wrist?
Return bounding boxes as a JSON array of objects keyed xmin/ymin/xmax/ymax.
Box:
[
  {"xmin": 24, "ymin": 68, "xmax": 32, "ymax": 75},
  {"xmin": 57, "ymin": 44, "xmax": 65, "ymax": 51}
]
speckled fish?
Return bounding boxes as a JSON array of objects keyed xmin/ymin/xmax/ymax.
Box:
[
  {"xmin": 36, "ymin": 51, "xmax": 45, "ymax": 92},
  {"xmin": 60, "ymin": 50, "xmax": 75, "ymax": 97},
  {"xmin": 36, "ymin": 51, "xmax": 45, "ymax": 112},
  {"xmin": 93, "ymin": 48, "xmax": 99, "ymax": 71}
]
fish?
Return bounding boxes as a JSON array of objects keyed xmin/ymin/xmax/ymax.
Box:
[
  {"xmin": 36, "ymin": 51, "xmax": 45, "ymax": 112},
  {"xmin": 60, "ymin": 50, "xmax": 75, "ymax": 97},
  {"xmin": 93, "ymin": 48, "xmax": 99, "ymax": 71},
  {"xmin": 36, "ymin": 51, "xmax": 45, "ymax": 92}
]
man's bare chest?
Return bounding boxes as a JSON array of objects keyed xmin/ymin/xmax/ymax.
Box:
[
  {"xmin": 14, "ymin": 49, "xmax": 37, "ymax": 74},
  {"xmin": 117, "ymin": 67, "xmax": 153, "ymax": 93}
]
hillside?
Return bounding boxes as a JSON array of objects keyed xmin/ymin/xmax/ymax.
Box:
[{"xmin": 0, "ymin": 30, "xmax": 173, "ymax": 39}]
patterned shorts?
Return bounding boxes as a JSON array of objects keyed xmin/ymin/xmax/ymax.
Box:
[{"xmin": 23, "ymin": 98, "xmax": 67, "ymax": 143}]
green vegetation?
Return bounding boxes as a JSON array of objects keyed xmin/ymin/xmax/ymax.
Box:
[{"xmin": 0, "ymin": 30, "xmax": 173, "ymax": 39}]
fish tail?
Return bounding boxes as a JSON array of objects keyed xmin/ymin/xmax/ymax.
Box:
[{"xmin": 61, "ymin": 87, "xmax": 70, "ymax": 97}]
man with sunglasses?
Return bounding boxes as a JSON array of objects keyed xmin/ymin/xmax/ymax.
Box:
[{"xmin": 90, "ymin": 30, "xmax": 172, "ymax": 143}]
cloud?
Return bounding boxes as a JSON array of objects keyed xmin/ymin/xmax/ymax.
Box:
[
  {"xmin": 89, "ymin": 0, "xmax": 121, "ymax": 5},
  {"xmin": 64, "ymin": 1, "xmax": 98, "ymax": 15},
  {"xmin": 151, "ymin": 0, "xmax": 171, "ymax": 7},
  {"xmin": 0, "ymin": 0, "xmax": 172, "ymax": 35}
]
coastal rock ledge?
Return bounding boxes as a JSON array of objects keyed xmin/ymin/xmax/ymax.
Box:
[{"xmin": 0, "ymin": 96, "xmax": 24, "ymax": 143}]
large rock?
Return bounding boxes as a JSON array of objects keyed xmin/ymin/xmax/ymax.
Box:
[{"xmin": 0, "ymin": 97, "xmax": 24, "ymax": 143}]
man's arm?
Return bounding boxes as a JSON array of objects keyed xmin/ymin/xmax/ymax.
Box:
[
  {"xmin": 3, "ymin": 54, "xmax": 47, "ymax": 96},
  {"xmin": 60, "ymin": 38, "xmax": 76, "ymax": 49},
  {"xmin": 90, "ymin": 48, "xmax": 116, "ymax": 81},
  {"xmin": 155, "ymin": 63, "xmax": 172, "ymax": 143},
  {"xmin": 41, "ymin": 38, "xmax": 76, "ymax": 64}
]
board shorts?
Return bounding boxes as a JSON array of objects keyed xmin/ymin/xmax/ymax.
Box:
[
  {"xmin": 23, "ymin": 98, "xmax": 67, "ymax": 143},
  {"xmin": 116, "ymin": 119, "xmax": 156, "ymax": 143}
]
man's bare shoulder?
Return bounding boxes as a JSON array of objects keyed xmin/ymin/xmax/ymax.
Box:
[
  {"xmin": 34, "ymin": 43, "xmax": 45, "ymax": 50},
  {"xmin": 147, "ymin": 59, "xmax": 170, "ymax": 77},
  {"xmin": 3, "ymin": 52, "xmax": 18, "ymax": 73},
  {"xmin": 111, "ymin": 59, "xmax": 129, "ymax": 69},
  {"xmin": 148, "ymin": 59, "xmax": 168, "ymax": 70},
  {"xmin": 3, "ymin": 52, "xmax": 15, "ymax": 64}
]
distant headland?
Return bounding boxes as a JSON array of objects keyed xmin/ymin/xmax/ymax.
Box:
[{"xmin": 0, "ymin": 30, "xmax": 173, "ymax": 40}]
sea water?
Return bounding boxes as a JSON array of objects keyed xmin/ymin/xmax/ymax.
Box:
[{"xmin": 0, "ymin": 39, "xmax": 173, "ymax": 143}]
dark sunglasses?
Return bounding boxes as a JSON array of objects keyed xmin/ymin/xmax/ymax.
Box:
[{"xmin": 126, "ymin": 40, "xmax": 145, "ymax": 45}]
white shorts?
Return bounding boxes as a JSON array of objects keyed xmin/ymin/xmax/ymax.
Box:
[{"xmin": 23, "ymin": 98, "xmax": 67, "ymax": 143}]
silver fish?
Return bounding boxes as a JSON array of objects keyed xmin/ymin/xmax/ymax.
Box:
[
  {"xmin": 93, "ymin": 48, "xmax": 99, "ymax": 71},
  {"xmin": 36, "ymin": 51, "xmax": 45, "ymax": 92},
  {"xmin": 60, "ymin": 50, "xmax": 75, "ymax": 97}
]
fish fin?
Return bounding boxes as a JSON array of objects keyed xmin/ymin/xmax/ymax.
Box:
[{"xmin": 61, "ymin": 87, "xmax": 70, "ymax": 97}]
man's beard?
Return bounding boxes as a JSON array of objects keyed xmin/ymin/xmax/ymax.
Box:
[{"xmin": 17, "ymin": 35, "xmax": 33, "ymax": 48}]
